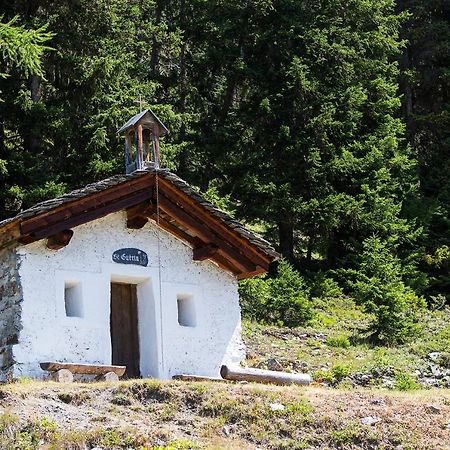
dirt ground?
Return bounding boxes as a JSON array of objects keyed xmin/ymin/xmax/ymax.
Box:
[{"xmin": 0, "ymin": 379, "xmax": 449, "ymax": 449}]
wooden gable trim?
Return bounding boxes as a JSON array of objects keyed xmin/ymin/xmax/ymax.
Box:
[
  {"xmin": 20, "ymin": 183, "xmax": 153, "ymax": 244},
  {"xmin": 156, "ymin": 191, "xmax": 256, "ymax": 273},
  {"xmin": 5, "ymin": 170, "xmax": 274, "ymax": 278},
  {"xmin": 20, "ymin": 175, "xmax": 153, "ymax": 235},
  {"xmin": 0, "ymin": 221, "xmax": 21, "ymax": 250},
  {"xmin": 157, "ymin": 177, "xmax": 271, "ymax": 269},
  {"xmin": 193, "ymin": 244, "xmax": 219, "ymax": 261}
]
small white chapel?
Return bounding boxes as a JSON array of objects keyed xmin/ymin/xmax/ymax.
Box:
[{"xmin": 0, "ymin": 110, "xmax": 277, "ymax": 381}]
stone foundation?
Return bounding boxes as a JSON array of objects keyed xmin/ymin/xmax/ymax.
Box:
[{"xmin": 0, "ymin": 247, "xmax": 23, "ymax": 382}]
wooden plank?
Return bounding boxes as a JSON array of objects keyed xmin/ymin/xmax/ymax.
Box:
[
  {"xmin": 126, "ymin": 200, "xmax": 155, "ymax": 229},
  {"xmin": 145, "ymin": 214, "xmax": 241, "ymax": 275},
  {"xmin": 220, "ymin": 365, "xmax": 311, "ymax": 386},
  {"xmin": 151, "ymin": 215, "xmax": 198, "ymax": 247},
  {"xmin": 158, "ymin": 177, "xmax": 272, "ymax": 268},
  {"xmin": 22, "ymin": 189, "xmax": 152, "ymax": 241},
  {"xmin": 157, "ymin": 193, "xmax": 255, "ymax": 273},
  {"xmin": 193, "ymin": 243, "xmax": 219, "ymax": 261},
  {"xmin": 46, "ymin": 230, "xmax": 74, "ymax": 250},
  {"xmin": 208, "ymin": 252, "xmax": 242, "ymax": 275},
  {"xmin": 237, "ymin": 265, "xmax": 267, "ymax": 280},
  {"xmin": 0, "ymin": 222, "xmax": 21, "ymax": 250},
  {"xmin": 20, "ymin": 174, "xmax": 153, "ymax": 235},
  {"xmin": 40, "ymin": 362, "xmax": 126, "ymax": 376}
]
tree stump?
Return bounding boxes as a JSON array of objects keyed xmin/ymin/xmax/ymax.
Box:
[
  {"xmin": 52, "ymin": 368, "xmax": 73, "ymax": 383},
  {"xmin": 96, "ymin": 371, "xmax": 119, "ymax": 382}
]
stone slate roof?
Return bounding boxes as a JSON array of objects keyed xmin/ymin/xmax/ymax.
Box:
[
  {"xmin": 0, "ymin": 168, "xmax": 278, "ymax": 260},
  {"xmin": 117, "ymin": 109, "xmax": 169, "ymax": 134}
]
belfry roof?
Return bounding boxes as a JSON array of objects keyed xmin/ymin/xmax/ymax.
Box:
[{"xmin": 117, "ymin": 109, "xmax": 169, "ymax": 135}]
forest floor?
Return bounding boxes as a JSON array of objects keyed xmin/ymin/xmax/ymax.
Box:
[
  {"xmin": 1, "ymin": 302, "xmax": 450, "ymax": 449},
  {"xmin": 243, "ymin": 299, "xmax": 450, "ymax": 390}
]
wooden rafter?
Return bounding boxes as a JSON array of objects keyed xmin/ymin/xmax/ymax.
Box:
[
  {"xmin": 126, "ymin": 200, "xmax": 155, "ymax": 229},
  {"xmin": 21, "ymin": 188, "xmax": 153, "ymax": 243},
  {"xmin": 237, "ymin": 265, "xmax": 266, "ymax": 280},
  {"xmin": 20, "ymin": 175, "xmax": 153, "ymax": 235},
  {"xmin": 156, "ymin": 192, "xmax": 256, "ymax": 273},
  {"xmin": 3, "ymin": 170, "xmax": 277, "ymax": 278},
  {"xmin": 158, "ymin": 177, "xmax": 271, "ymax": 269},
  {"xmin": 193, "ymin": 244, "xmax": 219, "ymax": 261},
  {"xmin": 46, "ymin": 230, "xmax": 74, "ymax": 250}
]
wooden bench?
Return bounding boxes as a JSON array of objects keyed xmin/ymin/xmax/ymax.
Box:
[{"xmin": 40, "ymin": 362, "xmax": 126, "ymax": 383}]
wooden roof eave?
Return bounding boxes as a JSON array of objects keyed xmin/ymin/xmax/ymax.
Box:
[
  {"xmin": 0, "ymin": 220, "xmax": 21, "ymax": 251},
  {"xmin": 18, "ymin": 176, "xmax": 154, "ymax": 245},
  {"xmin": 157, "ymin": 176, "xmax": 273, "ymax": 270}
]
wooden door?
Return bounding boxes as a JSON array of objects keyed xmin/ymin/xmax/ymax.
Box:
[{"xmin": 110, "ymin": 283, "xmax": 140, "ymax": 378}]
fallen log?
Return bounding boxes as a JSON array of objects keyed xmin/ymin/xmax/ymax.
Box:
[
  {"xmin": 173, "ymin": 374, "xmax": 227, "ymax": 383},
  {"xmin": 220, "ymin": 365, "xmax": 311, "ymax": 386}
]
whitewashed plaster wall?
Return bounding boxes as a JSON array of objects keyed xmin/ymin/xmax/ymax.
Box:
[{"xmin": 13, "ymin": 211, "xmax": 245, "ymax": 379}]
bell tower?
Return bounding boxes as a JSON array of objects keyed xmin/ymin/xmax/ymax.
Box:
[{"xmin": 118, "ymin": 109, "xmax": 169, "ymax": 173}]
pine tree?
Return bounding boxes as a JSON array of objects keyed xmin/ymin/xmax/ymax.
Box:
[
  {"xmin": 193, "ymin": 0, "xmax": 417, "ymax": 273},
  {"xmin": 398, "ymin": 0, "xmax": 450, "ymax": 299}
]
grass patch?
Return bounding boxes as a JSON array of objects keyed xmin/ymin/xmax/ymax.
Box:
[
  {"xmin": 330, "ymin": 422, "xmax": 361, "ymax": 447},
  {"xmin": 326, "ymin": 335, "xmax": 351, "ymax": 349},
  {"xmin": 111, "ymin": 391, "xmax": 132, "ymax": 406},
  {"xmin": 313, "ymin": 363, "xmax": 352, "ymax": 385},
  {"xmin": 394, "ymin": 371, "xmax": 420, "ymax": 391},
  {"xmin": 58, "ymin": 390, "xmax": 91, "ymax": 405}
]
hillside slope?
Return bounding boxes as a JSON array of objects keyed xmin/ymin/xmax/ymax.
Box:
[{"xmin": 0, "ymin": 379, "xmax": 449, "ymax": 449}]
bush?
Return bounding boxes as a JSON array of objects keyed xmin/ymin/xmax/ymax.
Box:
[
  {"xmin": 239, "ymin": 277, "xmax": 271, "ymax": 322},
  {"xmin": 394, "ymin": 370, "xmax": 420, "ymax": 391},
  {"xmin": 313, "ymin": 363, "xmax": 351, "ymax": 385},
  {"xmin": 350, "ymin": 237, "xmax": 426, "ymax": 344},
  {"xmin": 326, "ymin": 335, "xmax": 351, "ymax": 349},
  {"xmin": 310, "ymin": 272, "xmax": 343, "ymax": 299},
  {"xmin": 239, "ymin": 259, "xmax": 313, "ymax": 327}
]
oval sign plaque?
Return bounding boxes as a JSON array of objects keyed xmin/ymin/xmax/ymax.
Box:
[{"xmin": 112, "ymin": 248, "xmax": 148, "ymax": 267}]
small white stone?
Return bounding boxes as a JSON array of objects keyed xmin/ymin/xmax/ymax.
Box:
[
  {"xmin": 425, "ymin": 404, "xmax": 441, "ymax": 414},
  {"xmin": 270, "ymin": 402, "xmax": 285, "ymax": 411},
  {"xmin": 361, "ymin": 416, "xmax": 381, "ymax": 426},
  {"xmin": 428, "ymin": 352, "xmax": 441, "ymax": 362}
]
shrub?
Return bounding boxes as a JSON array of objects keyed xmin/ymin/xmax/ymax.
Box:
[
  {"xmin": 331, "ymin": 363, "xmax": 352, "ymax": 381},
  {"xmin": 326, "ymin": 335, "xmax": 351, "ymax": 349},
  {"xmin": 313, "ymin": 363, "xmax": 351, "ymax": 385},
  {"xmin": 239, "ymin": 277, "xmax": 271, "ymax": 322},
  {"xmin": 312, "ymin": 369, "xmax": 335, "ymax": 384},
  {"xmin": 350, "ymin": 237, "xmax": 426, "ymax": 344},
  {"xmin": 394, "ymin": 370, "xmax": 420, "ymax": 391},
  {"xmin": 239, "ymin": 259, "xmax": 313, "ymax": 327},
  {"xmin": 310, "ymin": 272, "xmax": 344, "ymax": 299}
]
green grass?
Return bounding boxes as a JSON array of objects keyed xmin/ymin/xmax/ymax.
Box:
[{"xmin": 243, "ymin": 299, "xmax": 450, "ymax": 390}]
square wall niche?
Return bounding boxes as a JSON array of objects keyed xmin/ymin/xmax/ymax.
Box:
[
  {"xmin": 177, "ymin": 294, "xmax": 196, "ymax": 327},
  {"xmin": 64, "ymin": 280, "xmax": 83, "ymax": 318}
]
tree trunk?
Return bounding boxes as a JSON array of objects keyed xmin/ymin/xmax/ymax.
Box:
[
  {"xmin": 150, "ymin": 0, "xmax": 163, "ymax": 76},
  {"xmin": 278, "ymin": 220, "xmax": 294, "ymax": 263},
  {"xmin": 306, "ymin": 234, "xmax": 314, "ymax": 263},
  {"xmin": 26, "ymin": 75, "xmax": 42, "ymax": 154}
]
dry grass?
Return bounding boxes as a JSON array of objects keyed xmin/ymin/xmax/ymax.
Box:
[{"xmin": 0, "ymin": 379, "xmax": 449, "ymax": 449}]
